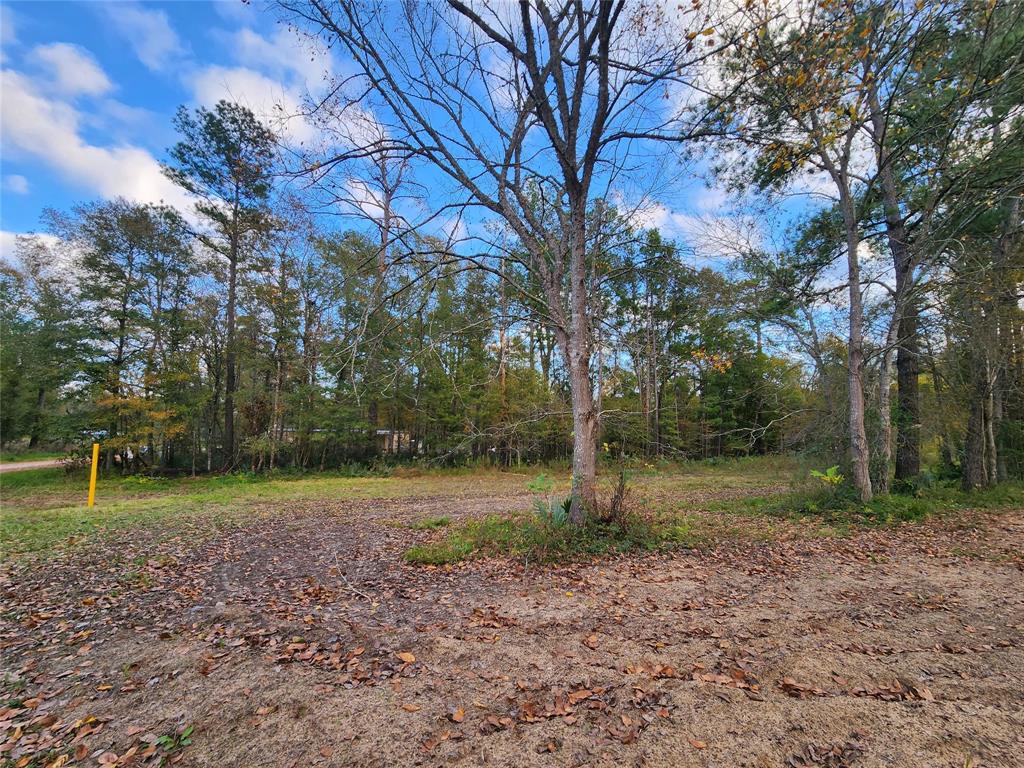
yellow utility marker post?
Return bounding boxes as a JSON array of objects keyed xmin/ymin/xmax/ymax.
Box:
[{"xmin": 87, "ymin": 443, "xmax": 100, "ymax": 508}]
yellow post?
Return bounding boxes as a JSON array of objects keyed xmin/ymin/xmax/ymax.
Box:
[{"xmin": 87, "ymin": 443, "xmax": 100, "ymax": 508}]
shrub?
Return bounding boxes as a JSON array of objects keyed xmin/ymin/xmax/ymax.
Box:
[{"xmin": 810, "ymin": 465, "xmax": 844, "ymax": 487}]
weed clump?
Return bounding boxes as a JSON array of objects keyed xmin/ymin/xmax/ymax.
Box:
[{"xmin": 403, "ymin": 470, "xmax": 699, "ymax": 565}]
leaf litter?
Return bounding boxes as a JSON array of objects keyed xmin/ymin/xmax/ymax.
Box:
[{"xmin": 1, "ymin": 493, "xmax": 1022, "ymax": 766}]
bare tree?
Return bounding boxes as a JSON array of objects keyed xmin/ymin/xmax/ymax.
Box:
[{"xmin": 276, "ymin": 0, "xmax": 726, "ymax": 520}]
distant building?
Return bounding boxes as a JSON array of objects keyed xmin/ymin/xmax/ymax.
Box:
[{"xmin": 375, "ymin": 428, "xmax": 421, "ymax": 455}]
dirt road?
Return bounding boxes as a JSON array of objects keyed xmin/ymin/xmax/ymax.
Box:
[{"xmin": 0, "ymin": 458, "xmax": 63, "ymax": 474}]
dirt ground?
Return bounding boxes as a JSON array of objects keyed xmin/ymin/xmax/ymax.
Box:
[
  {"xmin": 0, "ymin": 460, "xmax": 64, "ymax": 475},
  {"xmin": 2, "ymin": 483, "xmax": 1023, "ymax": 768}
]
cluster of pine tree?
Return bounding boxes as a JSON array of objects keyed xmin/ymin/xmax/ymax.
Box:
[{"xmin": 0, "ymin": 176, "xmax": 808, "ymax": 471}]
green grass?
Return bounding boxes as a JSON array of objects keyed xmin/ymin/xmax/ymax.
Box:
[
  {"xmin": 0, "ymin": 468, "xmax": 534, "ymax": 559},
  {"xmin": 408, "ymin": 515, "xmax": 451, "ymax": 530},
  {"xmin": 403, "ymin": 509, "xmax": 708, "ymax": 565},
  {"xmin": 0, "ymin": 466, "xmax": 528, "ymax": 510},
  {"xmin": 5, "ymin": 455, "xmax": 1016, "ymax": 565},
  {"xmin": 0, "ymin": 450, "xmax": 65, "ymax": 463},
  {"xmin": 716, "ymin": 479, "xmax": 1024, "ymax": 526},
  {"xmin": 0, "ymin": 486, "xmax": 264, "ymax": 558}
]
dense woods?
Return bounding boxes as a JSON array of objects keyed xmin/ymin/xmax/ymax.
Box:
[{"xmin": 2, "ymin": 0, "xmax": 1022, "ymax": 503}]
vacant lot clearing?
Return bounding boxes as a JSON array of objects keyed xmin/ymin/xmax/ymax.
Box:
[{"xmin": 2, "ymin": 462, "xmax": 1023, "ymax": 767}]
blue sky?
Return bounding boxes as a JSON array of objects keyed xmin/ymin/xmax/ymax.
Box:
[
  {"xmin": 0, "ymin": 0, "xmax": 340, "ymax": 256},
  {"xmin": 0, "ymin": 0, "xmax": 808, "ymax": 265}
]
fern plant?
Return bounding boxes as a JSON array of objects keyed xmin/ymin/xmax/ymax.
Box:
[{"xmin": 810, "ymin": 465, "xmax": 844, "ymax": 487}]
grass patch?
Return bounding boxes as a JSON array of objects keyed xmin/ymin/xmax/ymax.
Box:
[
  {"xmin": 404, "ymin": 537, "xmax": 475, "ymax": 564},
  {"xmin": 0, "ymin": 493, "xmax": 263, "ymax": 559},
  {"xmin": 0, "ymin": 457, "xmax": 793, "ymax": 560},
  {"xmin": 3, "ymin": 455, "xmax": 1018, "ymax": 567},
  {"xmin": 408, "ymin": 515, "xmax": 451, "ymax": 530},
  {"xmin": 0, "ymin": 469, "xmax": 531, "ymax": 559},
  {"xmin": 403, "ymin": 509, "xmax": 707, "ymax": 565},
  {"xmin": 0, "ymin": 450, "xmax": 65, "ymax": 463}
]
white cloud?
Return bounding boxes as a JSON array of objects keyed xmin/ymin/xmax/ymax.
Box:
[
  {"xmin": 188, "ymin": 26, "xmax": 349, "ymax": 151},
  {"xmin": 341, "ymin": 177, "xmax": 386, "ymax": 220},
  {"xmin": 629, "ymin": 199, "xmax": 761, "ymax": 263},
  {"xmin": 0, "ymin": 231, "xmax": 20, "ymax": 264},
  {"xmin": 230, "ymin": 27, "xmax": 329, "ymax": 85},
  {"xmin": 3, "ymin": 174, "xmax": 29, "ymax": 194},
  {"xmin": 0, "ymin": 231, "xmax": 62, "ymax": 267},
  {"xmin": 441, "ymin": 213, "xmax": 468, "ymax": 244},
  {"xmin": 100, "ymin": 2, "xmax": 183, "ymax": 72},
  {"xmin": 212, "ymin": 0, "xmax": 254, "ymax": 24},
  {"xmin": 90, "ymin": 99, "xmax": 170, "ymax": 146},
  {"xmin": 0, "ymin": 69, "xmax": 190, "ymax": 209},
  {"xmin": 631, "ymin": 201, "xmax": 672, "ymax": 231},
  {"xmin": 27, "ymin": 42, "xmax": 112, "ymax": 97},
  {"xmin": 189, "ymin": 65, "xmax": 319, "ymax": 145},
  {"xmin": 693, "ymin": 184, "xmax": 729, "ymax": 214}
]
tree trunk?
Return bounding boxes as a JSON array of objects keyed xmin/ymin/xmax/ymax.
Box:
[
  {"xmin": 986, "ymin": 360, "xmax": 998, "ymax": 485},
  {"xmin": 868, "ymin": 82, "xmax": 921, "ymax": 482},
  {"xmin": 568, "ymin": 354, "xmax": 597, "ymax": 522},
  {"xmin": 895, "ymin": 308, "xmax": 921, "ymax": 480},
  {"xmin": 839, "ymin": 194, "xmax": 873, "ymax": 502},
  {"xmin": 963, "ymin": 397, "xmax": 989, "ymax": 490},
  {"xmin": 994, "ymin": 356, "xmax": 1007, "ymax": 482},
  {"xmin": 565, "ymin": 206, "xmax": 597, "ymax": 522},
  {"xmin": 28, "ymin": 386, "xmax": 45, "ymax": 448},
  {"xmin": 646, "ymin": 294, "xmax": 660, "ymax": 457},
  {"xmin": 223, "ymin": 250, "xmax": 238, "ymax": 469},
  {"xmin": 875, "ymin": 344, "xmax": 896, "ymax": 495},
  {"xmin": 963, "ymin": 344, "xmax": 991, "ymax": 490}
]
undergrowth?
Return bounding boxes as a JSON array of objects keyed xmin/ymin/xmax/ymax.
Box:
[
  {"xmin": 403, "ymin": 509, "xmax": 703, "ymax": 565},
  {"xmin": 404, "ymin": 472, "xmax": 1024, "ymax": 566},
  {"xmin": 719, "ymin": 480, "xmax": 1024, "ymax": 526}
]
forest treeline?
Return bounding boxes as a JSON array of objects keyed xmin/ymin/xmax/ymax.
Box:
[
  {"xmin": 1, "ymin": 202, "xmax": 805, "ymax": 470},
  {"xmin": 1, "ymin": 0, "xmax": 1023, "ymax": 503}
]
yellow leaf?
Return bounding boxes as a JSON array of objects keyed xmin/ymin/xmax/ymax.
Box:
[{"xmin": 397, "ymin": 651, "xmax": 416, "ymax": 664}]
